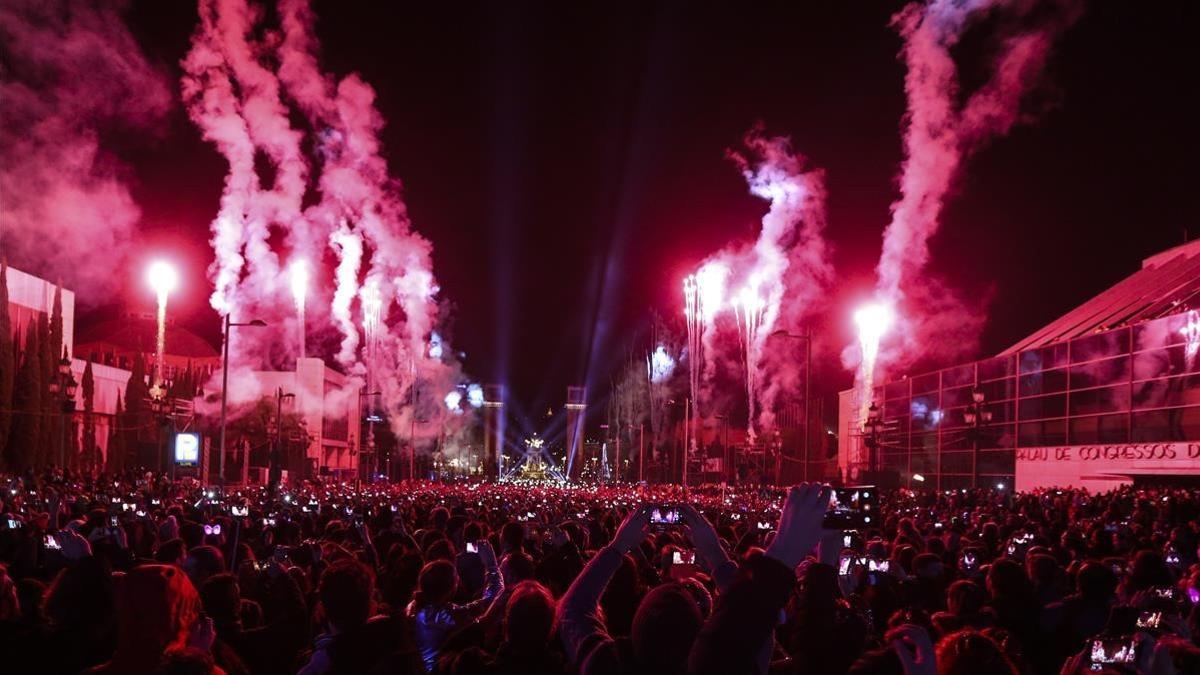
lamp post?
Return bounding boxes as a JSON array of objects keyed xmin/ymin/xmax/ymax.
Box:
[
  {"xmin": 267, "ymin": 388, "xmax": 295, "ymax": 491},
  {"xmin": 359, "ymin": 390, "xmax": 382, "ymax": 479},
  {"xmin": 47, "ymin": 353, "xmax": 78, "ymax": 469},
  {"xmin": 148, "ymin": 383, "xmax": 171, "ymax": 475},
  {"xmin": 862, "ymin": 401, "xmax": 884, "ymax": 479},
  {"xmin": 769, "ymin": 329, "xmax": 813, "ymax": 481},
  {"xmin": 218, "ymin": 315, "xmax": 266, "ymax": 486},
  {"xmin": 963, "ymin": 388, "xmax": 994, "ymax": 488}
]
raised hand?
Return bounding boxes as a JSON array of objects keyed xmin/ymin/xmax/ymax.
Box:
[
  {"xmin": 611, "ymin": 505, "xmax": 651, "ymax": 554},
  {"xmin": 765, "ymin": 483, "xmax": 831, "ymax": 569},
  {"xmin": 680, "ymin": 504, "xmax": 727, "ymax": 570},
  {"xmin": 890, "ymin": 624, "xmax": 936, "ymax": 675},
  {"xmin": 476, "ymin": 539, "xmax": 499, "ymax": 570}
]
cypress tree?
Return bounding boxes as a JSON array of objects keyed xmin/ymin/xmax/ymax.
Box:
[
  {"xmin": 82, "ymin": 360, "xmax": 97, "ymax": 476},
  {"xmin": 0, "ymin": 262, "xmax": 13, "ymax": 468},
  {"xmin": 106, "ymin": 393, "xmax": 125, "ymax": 474},
  {"xmin": 8, "ymin": 321, "xmax": 42, "ymax": 472}
]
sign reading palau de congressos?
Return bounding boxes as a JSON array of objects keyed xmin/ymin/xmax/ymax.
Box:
[{"xmin": 1015, "ymin": 442, "xmax": 1200, "ymax": 491}]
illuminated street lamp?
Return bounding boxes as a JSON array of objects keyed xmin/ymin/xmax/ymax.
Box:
[
  {"xmin": 964, "ymin": 387, "xmax": 994, "ymax": 488},
  {"xmin": 862, "ymin": 401, "xmax": 884, "ymax": 476}
]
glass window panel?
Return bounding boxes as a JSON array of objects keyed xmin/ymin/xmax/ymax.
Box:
[
  {"xmin": 939, "ymin": 452, "xmax": 973, "ymax": 474},
  {"xmin": 1018, "ymin": 393, "xmax": 1067, "ymax": 420},
  {"xmin": 943, "ymin": 364, "xmax": 976, "ymax": 388},
  {"xmin": 1069, "ymin": 414, "xmax": 1130, "ymax": 445},
  {"xmin": 882, "ymin": 398, "xmax": 911, "ymax": 419},
  {"xmin": 912, "ymin": 372, "xmax": 940, "ymax": 395},
  {"xmin": 979, "ymin": 378, "xmax": 1016, "ymax": 402},
  {"xmin": 982, "ymin": 423, "xmax": 1016, "ymax": 449},
  {"xmin": 1069, "ymin": 385, "xmax": 1131, "ymax": 415},
  {"xmin": 911, "ymin": 450, "xmax": 938, "ymax": 473},
  {"xmin": 912, "ymin": 433, "xmax": 938, "ymax": 453},
  {"xmin": 911, "ymin": 395, "xmax": 942, "ymax": 432},
  {"xmin": 1020, "ymin": 368, "xmax": 1068, "ymax": 396},
  {"xmin": 1134, "ymin": 313, "xmax": 1192, "ymax": 351},
  {"xmin": 1069, "ymin": 356, "xmax": 1130, "ymax": 390},
  {"xmin": 941, "ymin": 475, "xmax": 972, "ymax": 490},
  {"xmin": 979, "ymin": 356, "xmax": 1015, "ymax": 381},
  {"xmin": 1132, "ymin": 345, "xmax": 1200, "ymax": 381},
  {"xmin": 1071, "ymin": 327, "xmax": 1130, "ymax": 364},
  {"xmin": 944, "ymin": 385, "xmax": 977, "ymax": 408},
  {"xmin": 885, "ymin": 379, "xmax": 910, "ymax": 401},
  {"xmin": 1131, "ymin": 374, "xmax": 1200, "ymax": 410},
  {"xmin": 1019, "ymin": 343, "xmax": 1070, "ymax": 374},
  {"xmin": 943, "ymin": 431, "xmax": 973, "ymax": 451},
  {"xmin": 977, "ymin": 450, "xmax": 1015, "ymax": 475},
  {"xmin": 1130, "ymin": 406, "xmax": 1200, "ymax": 442},
  {"xmin": 1019, "ymin": 419, "xmax": 1067, "ymax": 446},
  {"xmin": 983, "ymin": 400, "xmax": 1016, "ymax": 425}
]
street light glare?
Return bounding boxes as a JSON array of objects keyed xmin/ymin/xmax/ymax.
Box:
[{"xmin": 147, "ymin": 261, "xmax": 179, "ymax": 296}]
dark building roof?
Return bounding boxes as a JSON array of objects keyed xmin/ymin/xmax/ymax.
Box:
[
  {"xmin": 1002, "ymin": 239, "xmax": 1200, "ymax": 355},
  {"xmin": 76, "ymin": 315, "xmax": 219, "ymax": 359}
]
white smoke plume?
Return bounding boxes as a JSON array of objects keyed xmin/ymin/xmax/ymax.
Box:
[
  {"xmin": 183, "ymin": 0, "xmax": 460, "ymax": 440},
  {"xmin": 870, "ymin": 0, "xmax": 1082, "ymax": 372},
  {"xmin": 693, "ymin": 128, "xmax": 831, "ymax": 438},
  {"xmin": 0, "ymin": 0, "xmax": 170, "ymax": 299}
]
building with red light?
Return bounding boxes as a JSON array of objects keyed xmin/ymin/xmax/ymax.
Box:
[{"xmin": 838, "ymin": 239, "xmax": 1200, "ymax": 492}]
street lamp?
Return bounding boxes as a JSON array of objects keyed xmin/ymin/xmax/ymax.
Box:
[
  {"xmin": 47, "ymin": 354, "xmax": 78, "ymax": 469},
  {"xmin": 359, "ymin": 390, "xmax": 382, "ymax": 479},
  {"xmin": 963, "ymin": 387, "xmax": 994, "ymax": 487},
  {"xmin": 218, "ymin": 316, "xmax": 267, "ymax": 486},
  {"xmin": 267, "ymin": 388, "xmax": 295, "ymax": 491},
  {"xmin": 862, "ymin": 401, "xmax": 884, "ymax": 478}
]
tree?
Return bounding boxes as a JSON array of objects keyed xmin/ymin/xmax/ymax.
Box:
[
  {"xmin": 7, "ymin": 321, "xmax": 42, "ymax": 472},
  {"xmin": 123, "ymin": 351, "xmax": 150, "ymax": 468},
  {"xmin": 0, "ymin": 261, "xmax": 13, "ymax": 468},
  {"xmin": 81, "ymin": 360, "xmax": 98, "ymax": 476},
  {"xmin": 105, "ymin": 394, "xmax": 126, "ymax": 475}
]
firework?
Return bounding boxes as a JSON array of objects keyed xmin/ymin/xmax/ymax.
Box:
[
  {"xmin": 853, "ymin": 302, "xmax": 894, "ymax": 429},
  {"xmin": 732, "ymin": 282, "xmax": 766, "ymax": 442},
  {"xmin": 289, "ymin": 259, "xmax": 309, "ymax": 359},
  {"xmin": 146, "ymin": 261, "xmax": 178, "ymax": 388}
]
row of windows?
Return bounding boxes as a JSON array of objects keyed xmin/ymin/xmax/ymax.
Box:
[{"xmin": 878, "ymin": 406, "xmax": 1200, "ymax": 456}]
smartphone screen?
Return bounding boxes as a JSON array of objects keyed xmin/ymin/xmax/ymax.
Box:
[
  {"xmin": 1137, "ymin": 611, "xmax": 1162, "ymax": 629},
  {"xmin": 648, "ymin": 505, "xmax": 682, "ymax": 527},
  {"xmin": 1089, "ymin": 637, "xmax": 1136, "ymax": 665},
  {"xmin": 466, "ymin": 542, "xmax": 478, "ymax": 554},
  {"xmin": 44, "ymin": 534, "xmax": 61, "ymax": 550},
  {"xmin": 673, "ymin": 550, "xmax": 696, "ymax": 565},
  {"xmin": 822, "ymin": 486, "xmax": 876, "ymax": 528}
]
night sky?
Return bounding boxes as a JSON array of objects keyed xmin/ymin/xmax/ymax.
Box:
[{"xmin": 72, "ymin": 1, "xmax": 1200, "ymax": 417}]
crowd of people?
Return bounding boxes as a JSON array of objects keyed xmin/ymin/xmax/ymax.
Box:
[{"xmin": 1, "ymin": 470, "xmax": 1199, "ymax": 675}]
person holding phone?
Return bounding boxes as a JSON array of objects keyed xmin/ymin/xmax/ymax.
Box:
[{"xmin": 408, "ymin": 539, "xmax": 503, "ymax": 672}]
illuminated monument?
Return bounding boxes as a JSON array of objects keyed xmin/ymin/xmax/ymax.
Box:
[{"xmin": 565, "ymin": 385, "xmax": 586, "ymax": 480}]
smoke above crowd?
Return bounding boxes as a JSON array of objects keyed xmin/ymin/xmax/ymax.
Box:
[
  {"xmin": 0, "ymin": 0, "xmax": 171, "ymax": 299},
  {"xmin": 182, "ymin": 0, "xmax": 461, "ymax": 438},
  {"xmin": 848, "ymin": 0, "xmax": 1083, "ymax": 415},
  {"xmin": 684, "ymin": 128, "xmax": 832, "ymax": 440}
]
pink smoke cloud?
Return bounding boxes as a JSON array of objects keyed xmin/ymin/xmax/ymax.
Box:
[
  {"xmin": 691, "ymin": 127, "xmax": 832, "ymax": 437},
  {"xmin": 184, "ymin": 0, "xmax": 461, "ymax": 441},
  {"xmin": 0, "ymin": 0, "xmax": 170, "ymax": 299},
  {"xmin": 869, "ymin": 0, "xmax": 1082, "ymax": 376}
]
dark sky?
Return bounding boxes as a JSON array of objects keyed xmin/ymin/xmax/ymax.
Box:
[{"xmin": 109, "ymin": 0, "xmax": 1197, "ymax": 421}]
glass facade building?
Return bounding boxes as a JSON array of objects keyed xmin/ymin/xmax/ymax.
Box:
[{"xmin": 848, "ymin": 309, "xmax": 1200, "ymax": 490}]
